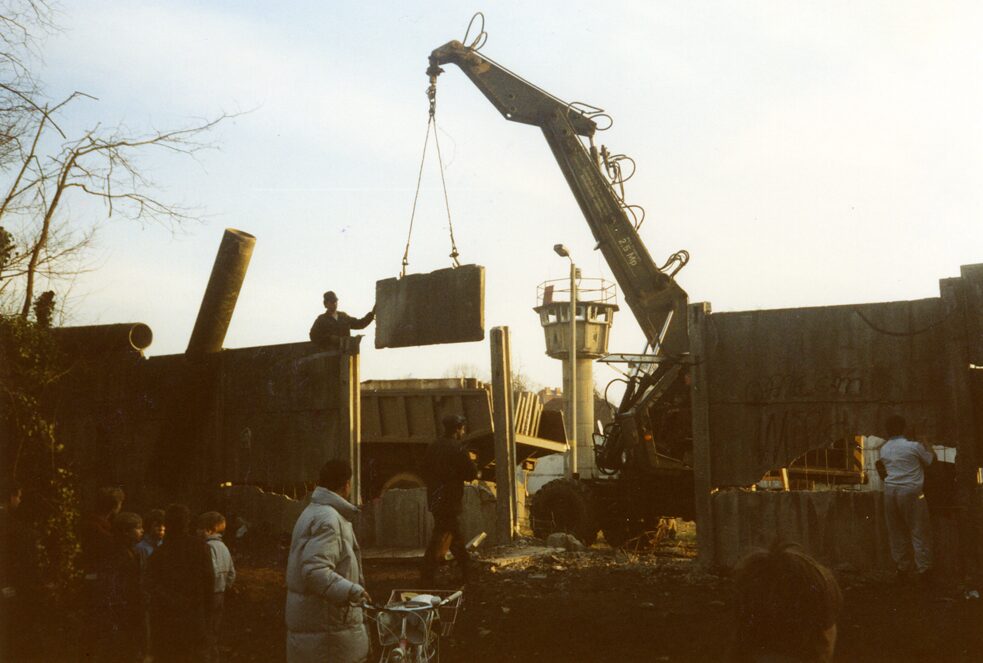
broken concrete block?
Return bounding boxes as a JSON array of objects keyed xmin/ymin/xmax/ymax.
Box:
[
  {"xmin": 546, "ymin": 532, "xmax": 586, "ymax": 551},
  {"xmin": 375, "ymin": 265, "xmax": 485, "ymax": 348}
]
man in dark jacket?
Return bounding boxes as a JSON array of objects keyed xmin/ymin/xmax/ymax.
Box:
[
  {"xmin": 421, "ymin": 415, "xmax": 478, "ymax": 585},
  {"xmin": 309, "ymin": 291, "xmax": 374, "ymax": 351},
  {"xmin": 1, "ymin": 481, "xmax": 42, "ymax": 661},
  {"xmin": 79, "ymin": 486, "xmax": 125, "ymax": 659},
  {"xmin": 147, "ymin": 504, "xmax": 214, "ymax": 662}
]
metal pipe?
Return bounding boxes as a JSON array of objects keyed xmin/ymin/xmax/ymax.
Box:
[
  {"xmin": 186, "ymin": 228, "xmax": 256, "ymax": 356},
  {"xmin": 569, "ymin": 260, "xmax": 578, "ymax": 478},
  {"xmin": 53, "ymin": 323, "xmax": 153, "ymax": 355}
]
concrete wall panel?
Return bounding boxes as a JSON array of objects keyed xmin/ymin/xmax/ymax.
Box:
[
  {"xmin": 704, "ymin": 298, "xmax": 950, "ymax": 487},
  {"xmin": 375, "ymin": 265, "xmax": 485, "ymax": 348}
]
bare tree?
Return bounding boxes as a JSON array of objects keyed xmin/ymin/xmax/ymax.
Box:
[
  {"xmin": 0, "ymin": 0, "xmax": 54, "ymax": 168},
  {"xmin": 0, "ymin": 1, "xmax": 231, "ymax": 318},
  {"xmin": 444, "ymin": 361, "xmax": 541, "ymax": 394},
  {"xmin": 0, "ymin": 100, "xmax": 230, "ymax": 316},
  {"xmin": 444, "ymin": 362, "xmax": 486, "ymax": 381}
]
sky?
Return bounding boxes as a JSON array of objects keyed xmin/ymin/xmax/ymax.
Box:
[{"xmin": 36, "ymin": 0, "xmax": 983, "ymax": 396}]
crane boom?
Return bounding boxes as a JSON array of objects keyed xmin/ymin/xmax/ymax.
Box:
[{"xmin": 428, "ymin": 40, "xmax": 689, "ymax": 357}]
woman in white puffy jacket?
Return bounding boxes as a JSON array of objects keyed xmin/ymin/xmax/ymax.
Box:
[{"xmin": 285, "ymin": 460, "xmax": 370, "ymax": 663}]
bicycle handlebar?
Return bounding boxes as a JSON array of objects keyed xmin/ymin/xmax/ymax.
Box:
[
  {"xmin": 442, "ymin": 590, "xmax": 463, "ymax": 605},
  {"xmin": 358, "ymin": 589, "xmax": 463, "ymax": 611}
]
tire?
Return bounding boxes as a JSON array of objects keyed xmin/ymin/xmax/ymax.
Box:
[
  {"xmin": 530, "ymin": 478, "xmax": 599, "ymax": 546},
  {"xmin": 600, "ymin": 516, "xmax": 631, "ymax": 548},
  {"xmin": 381, "ymin": 472, "xmax": 426, "ymax": 493}
]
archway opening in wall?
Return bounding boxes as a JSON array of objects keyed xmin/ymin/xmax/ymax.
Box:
[{"xmin": 379, "ymin": 471, "xmax": 426, "ymax": 494}]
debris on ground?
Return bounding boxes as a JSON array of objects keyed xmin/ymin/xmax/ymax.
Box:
[{"xmin": 546, "ymin": 532, "xmax": 586, "ymax": 551}]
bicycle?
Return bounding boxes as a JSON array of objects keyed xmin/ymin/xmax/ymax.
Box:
[{"xmin": 362, "ymin": 588, "xmax": 464, "ymax": 662}]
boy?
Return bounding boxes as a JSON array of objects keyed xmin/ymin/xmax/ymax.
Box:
[
  {"xmin": 134, "ymin": 508, "xmax": 163, "ymax": 661},
  {"xmin": 95, "ymin": 512, "xmax": 145, "ymax": 661},
  {"xmin": 135, "ymin": 508, "xmax": 165, "ymax": 566},
  {"xmin": 732, "ymin": 543, "xmax": 842, "ymax": 663},
  {"xmin": 199, "ymin": 511, "xmax": 235, "ymax": 662},
  {"xmin": 146, "ymin": 504, "xmax": 213, "ymax": 662}
]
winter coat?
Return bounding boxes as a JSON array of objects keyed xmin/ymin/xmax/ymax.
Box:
[
  {"xmin": 205, "ymin": 534, "xmax": 236, "ymax": 593},
  {"xmin": 285, "ymin": 487, "xmax": 368, "ymax": 663}
]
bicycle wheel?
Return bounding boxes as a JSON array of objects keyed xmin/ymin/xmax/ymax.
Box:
[
  {"xmin": 422, "ymin": 625, "xmax": 440, "ymax": 662},
  {"xmin": 385, "ymin": 646, "xmax": 407, "ymax": 662}
]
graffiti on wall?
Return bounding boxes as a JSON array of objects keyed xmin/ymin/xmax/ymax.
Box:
[{"xmin": 744, "ymin": 369, "xmax": 865, "ymax": 403}]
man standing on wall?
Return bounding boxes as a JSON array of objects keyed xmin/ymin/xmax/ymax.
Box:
[
  {"xmin": 880, "ymin": 414, "xmax": 935, "ymax": 585},
  {"xmin": 309, "ymin": 291, "xmax": 375, "ymax": 351},
  {"xmin": 421, "ymin": 415, "xmax": 478, "ymax": 585}
]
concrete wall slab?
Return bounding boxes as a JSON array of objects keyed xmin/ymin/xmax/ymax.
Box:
[{"xmin": 375, "ymin": 265, "xmax": 485, "ymax": 348}]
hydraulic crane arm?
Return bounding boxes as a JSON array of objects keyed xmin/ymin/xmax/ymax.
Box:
[{"xmin": 428, "ymin": 40, "xmax": 689, "ymax": 357}]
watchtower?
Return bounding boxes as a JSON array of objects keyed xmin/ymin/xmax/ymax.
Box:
[{"xmin": 534, "ymin": 277, "xmax": 618, "ymax": 478}]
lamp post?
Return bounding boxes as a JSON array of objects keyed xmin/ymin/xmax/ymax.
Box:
[{"xmin": 553, "ymin": 243, "xmax": 578, "ymax": 478}]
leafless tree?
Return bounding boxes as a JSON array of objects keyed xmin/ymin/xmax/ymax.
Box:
[
  {"xmin": 444, "ymin": 361, "xmax": 541, "ymax": 393},
  {"xmin": 1, "ymin": 0, "xmax": 54, "ymax": 168},
  {"xmin": 0, "ymin": 1, "xmax": 231, "ymax": 318}
]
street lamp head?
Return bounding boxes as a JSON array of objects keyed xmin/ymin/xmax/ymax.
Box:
[{"xmin": 553, "ymin": 244, "xmax": 570, "ymax": 258}]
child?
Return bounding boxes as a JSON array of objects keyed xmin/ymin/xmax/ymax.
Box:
[
  {"xmin": 732, "ymin": 543, "xmax": 842, "ymax": 663},
  {"xmin": 133, "ymin": 508, "xmax": 163, "ymax": 662},
  {"xmin": 134, "ymin": 508, "xmax": 165, "ymax": 567},
  {"xmin": 198, "ymin": 511, "xmax": 235, "ymax": 662},
  {"xmin": 98, "ymin": 512, "xmax": 145, "ymax": 661}
]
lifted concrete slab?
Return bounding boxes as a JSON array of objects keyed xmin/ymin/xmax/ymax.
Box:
[{"xmin": 375, "ymin": 265, "xmax": 485, "ymax": 348}]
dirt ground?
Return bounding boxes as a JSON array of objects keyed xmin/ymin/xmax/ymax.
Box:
[
  {"xmin": 28, "ymin": 526, "xmax": 983, "ymax": 662},
  {"xmin": 215, "ymin": 528, "xmax": 983, "ymax": 663}
]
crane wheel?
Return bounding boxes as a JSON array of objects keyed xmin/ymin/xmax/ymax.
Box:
[
  {"xmin": 600, "ymin": 517, "xmax": 631, "ymax": 548},
  {"xmin": 530, "ymin": 478, "xmax": 598, "ymax": 546}
]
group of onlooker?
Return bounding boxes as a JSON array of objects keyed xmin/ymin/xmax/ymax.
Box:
[{"xmin": 77, "ymin": 487, "xmax": 236, "ymax": 662}]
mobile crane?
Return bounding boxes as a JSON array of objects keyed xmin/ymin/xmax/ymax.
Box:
[{"xmin": 429, "ymin": 26, "xmax": 695, "ymax": 545}]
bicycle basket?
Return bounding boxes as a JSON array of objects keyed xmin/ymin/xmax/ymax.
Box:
[
  {"xmin": 374, "ymin": 603, "xmax": 435, "ymax": 646},
  {"xmin": 387, "ymin": 589, "xmax": 464, "ymax": 637}
]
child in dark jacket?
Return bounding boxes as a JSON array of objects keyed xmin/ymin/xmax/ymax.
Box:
[
  {"xmin": 147, "ymin": 504, "xmax": 214, "ymax": 663},
  {"xmin": 92, "ymin": 511, "xmax": 144, "ymax": 662}
]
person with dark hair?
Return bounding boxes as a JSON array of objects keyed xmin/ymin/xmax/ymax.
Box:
[
  {"xmin": 732, "ymin": 543, "xmax": 842, "ymax": 663},
  {"xmin": 79, "ymin": 486, "xmax": 126, "ymax": 658},
  {"xmin": 285, "ymin": 459, "xmax": 369, "ymax": 663},
  {"xmin": 89, "ymin": 512, "xmax": 145, "ymax": 662},
  {"xmin": 1, "ymin": 481, "xmax": 42, "ymax": 660},
  {"xmin": 879, "ymin": 414, "xmax": 935, "ymax": 583},
  {"xmin": 198, "ymin": 511, "xmax": 235, "ymax": 662},
  {"xmin": 420, "ymin": 414, "xmax": 478, "ymax": 585},
  {"xmin": 135, "ymin": 508, "xmax": 166, "ymax": 566},
  {"xmin": 133, "ymin": 508, "xmax": 164, "ymax": 662},
  {"xmin": 146, "ymin": 504, "xmax": 215, "ymax": 662},
  {"xmin": 80, "ymin": 486, "xmax": 126, "ymax": 576},
  {"xmin": 309, "ymin": 291, "xmax": 375, "ymax": 351}
]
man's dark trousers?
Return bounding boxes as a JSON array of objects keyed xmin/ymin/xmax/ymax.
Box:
[{"xmin": 422, "ymin": 511, "xmax": 468, "ymax": 584}]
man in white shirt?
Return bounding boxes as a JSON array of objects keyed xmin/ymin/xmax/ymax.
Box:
[{"xmin": 879, "ymin": 414, "xmax": 935, "ymax": 583}]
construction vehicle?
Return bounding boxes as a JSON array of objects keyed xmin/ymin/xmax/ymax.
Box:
[
  {"xmin": 360, "ymin": 378, "xmax": 568, "ymax": 498},
  {"xmin": 428, "ymin": 23, "xmax": 694, "ymax": 545}
]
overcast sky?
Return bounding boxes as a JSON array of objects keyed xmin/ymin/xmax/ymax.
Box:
[{"xmin": 41, "ymin": 1, "xmax": 983, "ymax": 395}]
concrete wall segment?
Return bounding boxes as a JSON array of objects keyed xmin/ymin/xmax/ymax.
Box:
[{"xmin": 705, "ymin": 298, "xmax": 951, "ymax": 487}]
